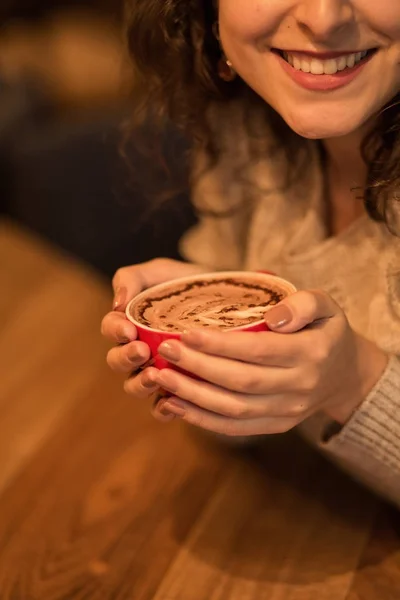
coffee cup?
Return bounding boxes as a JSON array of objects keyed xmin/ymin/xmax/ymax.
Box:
[{"xmin": 125, "ymin": 271, "xmax": 296, "ymax": 371}]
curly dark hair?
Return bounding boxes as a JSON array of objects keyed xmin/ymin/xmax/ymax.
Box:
[{"xmin": 125, "ymin": 0, "xmax": 400, "ymax": 230}]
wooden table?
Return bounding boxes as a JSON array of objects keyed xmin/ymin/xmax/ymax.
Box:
[{"xmin": 1, "ymin": 219, "xmax": 399, "ymax": 600}]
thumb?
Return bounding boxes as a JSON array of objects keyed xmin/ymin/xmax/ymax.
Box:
[
  {"xmin": 112, "ymin": 265, "xmax": 146, "ymax": 312},
  {"xmin": 264, "ymin": 290, "xmax": 339, "ymax": 333}
]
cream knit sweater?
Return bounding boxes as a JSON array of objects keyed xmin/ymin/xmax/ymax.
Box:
[{"xmin": 179, "ymin": 109, "xmax": 400, "ymax": 508}]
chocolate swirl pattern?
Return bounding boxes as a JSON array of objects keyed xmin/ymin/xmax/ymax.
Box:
[{"xmin": 131, "ymin": 277, "xmax": 287, "ymax": 333}]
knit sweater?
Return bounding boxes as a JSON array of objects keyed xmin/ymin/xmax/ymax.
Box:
[{"xmin": 179, "ymin": 108, "xmax": 400, "ymax": 508}]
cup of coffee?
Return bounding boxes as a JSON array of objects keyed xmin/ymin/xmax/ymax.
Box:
[{"xmin": 125, "ymin": 271, "xmax": 296, "ymax": 371}]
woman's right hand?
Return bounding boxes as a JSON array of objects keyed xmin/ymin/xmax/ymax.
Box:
[{"xmin": 101, "ymin": 258, "xmax": 207, "ymax": 401}]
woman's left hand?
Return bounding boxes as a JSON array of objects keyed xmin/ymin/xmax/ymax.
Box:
[{"xmin": 152, "ymin": 290, "xmax": 388, "ymax": 436}]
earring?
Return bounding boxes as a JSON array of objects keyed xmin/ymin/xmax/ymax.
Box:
[
  {"xmin": 213, "ymin": 21, "xmax": 237, "ymax": 82},
  {"xmin": 217, "ymin": 57, "xmax": 237, "ymax": 82}
]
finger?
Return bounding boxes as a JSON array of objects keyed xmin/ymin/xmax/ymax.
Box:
[
  {"xmin": 157, "ymin": 341, "xmax": 296, "ymax": 394},
  {"xmin": 181, "ymin": 329, "xmax": 300, "ymax": 367},
  {"xmin": 112, "ymin": 262, "xmax": 155, "ymax": 311},
  {"xmin": 107, "ymin": 341, "xmax": 151, "ymax": 373},
  {"xmin": 155, "ymin": 369, "xmax": 307, "ymax": 419},
  {"xmin": 101, "ymin": 311, "xmax": 138, "ymax": 343},
  {"xmin": 112, "ymin": 265, "xmax": 143, "ymax": 311},
  {"xmin": 265, "ymin": 290, "xmax": 340, "ymax": 333},
  {"xmin": 112, "ymin": 259, "xmax": 207, "ymax": 311},
  {"xmin": 124, "ymin": 367, "xmax": 160, "ymax": 398},
  {"xmin": 152, "ymin": 396, "xmax": 179, "ymax": 423},
  {"xmin": 157, "ymin": 397, "xmax": 297, "ymax": 437}
]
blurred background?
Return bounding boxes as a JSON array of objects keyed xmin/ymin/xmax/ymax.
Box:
[{"xmin": 0, "ymin": 0, "xmax": 197, "ymax": 278}]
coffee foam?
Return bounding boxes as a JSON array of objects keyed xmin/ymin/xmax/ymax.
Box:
[{"xmin": 130, "ymin": 277, "xmax": 287, "ymax": 333}]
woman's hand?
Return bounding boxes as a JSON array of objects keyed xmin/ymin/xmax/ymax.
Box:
[
  {"xmin": 101, "ymin": 258, "xmax": 207, "ymax": 400},
  {"xmin": 151, "ymin": 290, "xmax": 389, "ymax": 435}
]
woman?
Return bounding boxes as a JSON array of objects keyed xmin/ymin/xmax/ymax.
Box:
[{"xmin": 101, "ymin": 1, "xmax": 400, "ymax": 506}]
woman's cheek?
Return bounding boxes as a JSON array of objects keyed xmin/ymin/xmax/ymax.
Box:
[
  {"xmin": 357, "ymin": 0, "xmax": 400, "ymax": 39},
  {"xmin": 219, "ymin": 0, "xmax": 289, "ymax": 45}
]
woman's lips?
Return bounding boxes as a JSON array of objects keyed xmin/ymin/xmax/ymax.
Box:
[
  {"xmin": 273, "ymin": 49, "xmax": 376, "ymax": 92},
  {"xmin": 277, "ymin": 49, "xmax": 371, "ymax": 59}
]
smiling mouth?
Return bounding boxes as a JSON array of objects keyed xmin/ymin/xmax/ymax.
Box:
[{"xmin": 272, "ymin": 48, "xmax": 378, "ymax": 75}]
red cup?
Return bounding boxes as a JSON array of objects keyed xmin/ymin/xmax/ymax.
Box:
[{"xmin": 125, "ymin": 271, "xmax": 296, "ymax": 372}]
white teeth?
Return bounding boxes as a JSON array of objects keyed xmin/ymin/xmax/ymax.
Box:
[
  {"xmin": 282, "ymin": 50, "xmax": 370, "ymax": 75},
  {"xmin": 346, "ymin": 54, "xmax": 355, "ymax": 68},
  {"xmin": 284, "ymin": 52, "xmax": 294, "ymax": 66},
  {"xmin": 310, "ymin": 58, "xmax": 324, "ymax": 75},
  {"xmin": 324, "ymin": 59, "xmax": 338, "ymax": 75},
  {"xmin": 293, "ymin": 56, "xmax": 302, "ymax": 70}
]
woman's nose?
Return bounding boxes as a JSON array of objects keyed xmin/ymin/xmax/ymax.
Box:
[{"xmin": 293, "ymin": 0, "xmax": 354, "ymax": 42}]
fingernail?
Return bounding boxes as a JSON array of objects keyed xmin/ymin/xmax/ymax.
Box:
[
  {"xmin": 119, "ymin": 326, "xmax": 135, "ymax": 344},
  {"xmin": 143, "ymin": 373, "xmax": 159, "ymax": 389},
  {"xmin": 158, "ymin": 402, "xmax": 176, "ymax": 418},
  {"xmin": 265, "ymin": 304, "xmax": 293, "ymax": 328},
  {"xmin": 181, "ymin": 330, "xmax": 204, "ymax": 348},
  {"xmin": 129, "ymin": 349, "xmax": 147, "ymax": 363},
  {"xmin": 162, "ymin": 400, "xmax": 186, "ymax": 418},
  {"xmin": 158, "ymin": 341, "xmax": 181, "ymax": 362},
  {"xmin": 156, "ymin": 373, "xmax": 177, "ymax": 394},
  {"xmin": 113, "ymin": 287, "xmax": 127, "ymax": 310}
]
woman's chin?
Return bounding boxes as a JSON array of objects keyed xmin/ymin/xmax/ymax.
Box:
[
  {"xmin": 283, "ymin": 112, "xmax": 365, "ymax": 141},
  {"xmin": 289, "ymin": 121, "xmax": 358, "ymax": 140}
]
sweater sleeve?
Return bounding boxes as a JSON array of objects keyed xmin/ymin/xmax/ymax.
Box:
[{"xmin": 299, "ymin": 354, "xmax": 400, "ymax": 508}]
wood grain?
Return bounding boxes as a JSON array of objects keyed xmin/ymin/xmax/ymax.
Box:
[
  {"xmin": 0, "ymin": 220, "xmax": 112, "ymax": 495},
  {"xmin": 347, "ymin": 508, "xmax": 400, "ymax": 600},
  {"xmin": 153, "ymin": 437, "xmax": 378, "ymax": 600},
  {"xmin": 0, "ymin": 219, "xmax": 399, "ymax": 600}
]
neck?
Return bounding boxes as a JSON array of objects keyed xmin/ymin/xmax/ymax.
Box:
[
  {"xmin": 322, "ymin": 129, "xmax": 368, "ymax": 189},
  {"xmin": 321, "ymin": 128, "xmax": 371, "ymax": 235}
]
